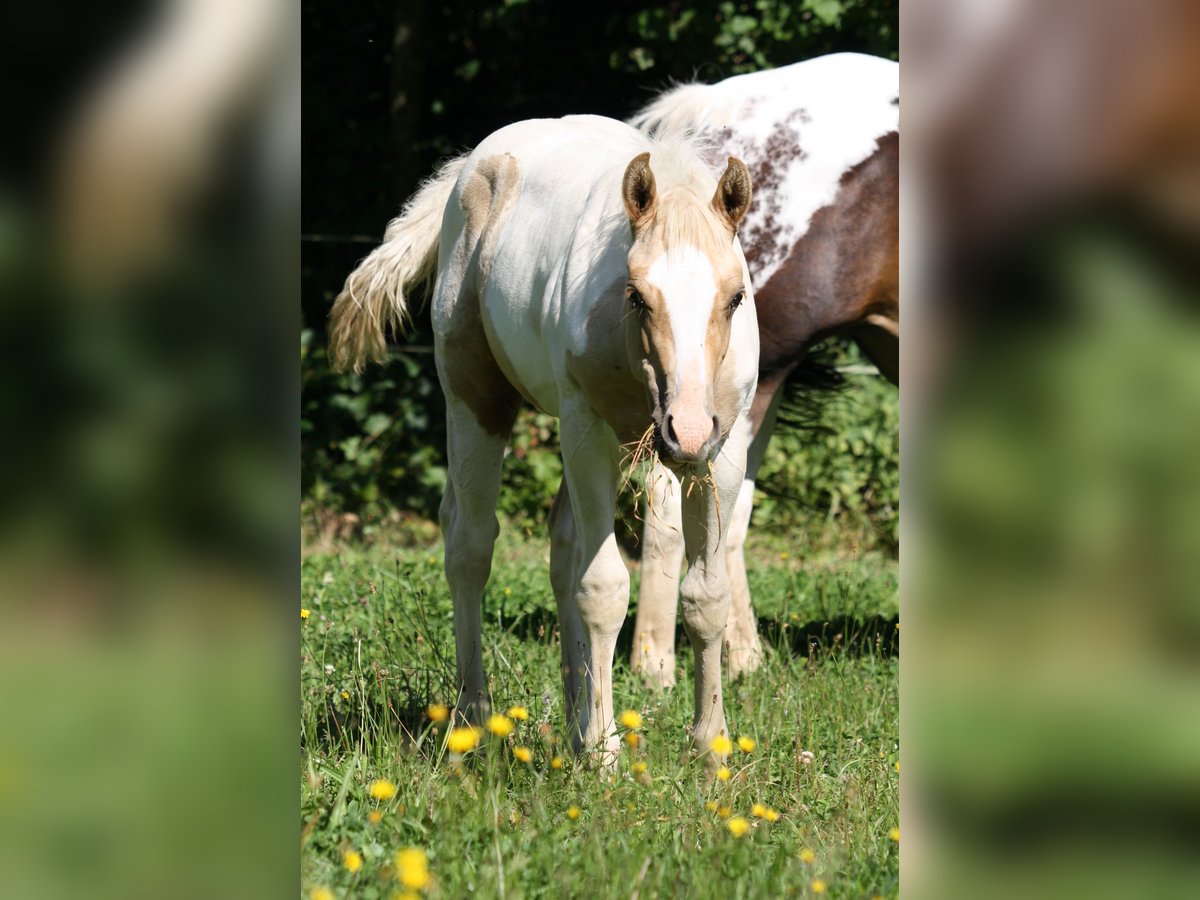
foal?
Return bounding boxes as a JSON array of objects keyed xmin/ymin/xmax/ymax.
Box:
[{"xmin": 329, "ymin": 115, "xmax": 758, "ymax": 763}]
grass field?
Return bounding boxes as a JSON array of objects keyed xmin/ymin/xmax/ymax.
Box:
[{"xmin": 301, "ymin": 526, "xmax": 898, "ymax": 899}]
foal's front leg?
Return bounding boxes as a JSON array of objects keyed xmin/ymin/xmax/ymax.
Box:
[
  {"xmin": 557, "ymin": 405, "xmax": 628, "ymax": 764},
  {"xmin": 678, "ymin": 428, "xmax": 748, "ymax": 769},
  {"xmin": 631, "ymin": 462, "xmax": 683, "ymax": 688}
]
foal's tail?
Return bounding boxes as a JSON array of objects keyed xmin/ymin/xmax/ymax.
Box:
[{"xmin": 328, "ymin": 154, "xmax": 469, "ymax": 373}]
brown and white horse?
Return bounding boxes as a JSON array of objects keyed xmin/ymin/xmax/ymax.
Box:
[
  {"xmin": 628, "ymin": 53, "xmax": 900, "ymax": 684},
  {"xmin": 329, "ymin": 115, "xmax": 758, "ymax": 764}
]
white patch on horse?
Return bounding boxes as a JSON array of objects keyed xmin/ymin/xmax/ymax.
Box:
[{"xmin": 645, "ymin": 244, "xmax": 718, "ymax": 409}]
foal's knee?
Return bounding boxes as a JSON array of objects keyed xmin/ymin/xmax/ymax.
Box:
[
  {"xmin": 680, "ymin": 572, "xmax": 730, "ymax": 644},
  {"xmin": 576, "ymin": 554, "xmax": 630, "ymax": 638}
]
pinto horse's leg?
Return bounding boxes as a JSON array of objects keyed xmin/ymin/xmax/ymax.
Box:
[
  {"xmin": 557, "ymin": 403, "xmax": 628, "ymax": 764},
  {"xmin": 679, "ymin": 424, "xmax": 749, "ymax": 770},
  {"xmin": 440, "ymin": 392, "xmax": 521, "ymax": 721},
  {"xmin": 631, "ymin": 462, "xmax": 683, "ymax": 688}
]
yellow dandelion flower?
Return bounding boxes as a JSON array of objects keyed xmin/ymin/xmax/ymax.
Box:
[
  {"xmin": 513, "ymin": 746, "xmax": 532, "ymax": 764},
  {"xmin": 625, "ymin": 732, "xmax": 641, "ymax": 749},
  {"xmin": 618, "ymin": 710, "xmax": 643, "ymax": 730},
  {"xmin": 710, "ymin": 735, "xmax": 733, "ymax": 755},
  {"xmin": 764, "ymin": 808, "xmax": 780, "ymax": 822},
  {"xmin": 311, "ymin": 889, "xmax": 333, "ymax": 900},
  {"xmin": 631, "ymin": 761, "xmax": 647, "ymax": 775},
  {"xmin": 889, "ymin": 826, "xmax": 900, "ymax": 842},
  {"xmin": 894, "ymin": 760, "xmax": 900, "ymax": 773},
  {"xmin": 779, "ymin": 551, "xmax": 789, "ymax": 560},
  {"xmin": 343, "ymin": 850, "xmax": 363, "ymax": 873},
  {"xmin": 446, "ymin": 726, "xmax": 482, "ymax": 754},
  {"xmin": 368, "ymin": 779, "xmax": 397, "ymax": 801},
  {"xmin": 726, "ymin": 816, "xmax": 750, "ymax": 837},
  {"xmin": 716, "ymin": 766, "xmax": 731, "ymax": 781},
  {"xmin": 367, "ymin": 810, "xmax": 383, "ymax": 825},
  {"xmin": 799, "ymin": 848, "xmax": 816, "ymax": 864},
  {"xmin": 717, "ymin": 805, "xmax": 732, "ymax": 819},
  {"xmin": 737, "ymin": 735, "xmax": 756, "ymax": 752},
  {"xmin": 395, "ymin": 848, "xmax": 430, "ymax": 890},
  {"xmin": 567, "ymin": 805, "xmax": 581, "ymax": 820},
  {"xmin": 394, "ymin": 893, "xmax": 420, "ymax": 900},
  {"xmin": 341, "ymin": 690, "xmax": 350, "ymax": 700},
  {"xmin": 704, "ymin": 800, "xmax": 718, "ymax": 812},
  {"xmin": 503, "ymin": 587, "xmax": 512, "ymax": 596},
  {"xmin": 486, "ymin": 714, "xmax": 514, "ymax": 737},
  {"xmin": 426, "ymin": 703, "xmax": 449, "ymax": 723},
  {"xmin": 751, "ymin": 803, "xmax": 768, "ymax": 818},
  {"xmin": 811, "ymin": 879, "xmax": 827, "ymax": 893},
  {"xmin": 507, "ymin": 705, "xmax": 529, "ymax": 721},
  {"xmin": 551, "ymin": 756, "xmax": 564, "ymax": 770},
  {"xmin": 301, "ymin": 608, "xmax": 311, "ymax": 620}
]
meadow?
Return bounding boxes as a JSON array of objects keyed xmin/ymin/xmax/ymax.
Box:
[{"xmin": 300, "ymin": 525, "xmax": 898, "ymax": 899}]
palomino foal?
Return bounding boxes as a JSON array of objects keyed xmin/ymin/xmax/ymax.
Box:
[
  {"xmin": 628, "ymin": 53, "xmax": 900, "ymax": 685},
  {"xmin": 328, "ymin": 115, "xmax": 758, "ymax": 764}
]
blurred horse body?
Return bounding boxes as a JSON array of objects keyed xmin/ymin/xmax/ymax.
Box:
[{"xmin": 628, "ymin": 53, "xmax": 899, "ymax": 682}]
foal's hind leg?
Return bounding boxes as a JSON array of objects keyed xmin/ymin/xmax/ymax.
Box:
[
  {"xmin": 438, "ymin": 373, "xmax": 521, "ymax": 721},
  {"xmin": 557, "ymin": 399, "xmax": 628, "ymax": 764}
]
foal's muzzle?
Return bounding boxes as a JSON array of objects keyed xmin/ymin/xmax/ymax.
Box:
[{"xmin": 656, "ymin": 413, "xmax": 720, "ymax": 467}]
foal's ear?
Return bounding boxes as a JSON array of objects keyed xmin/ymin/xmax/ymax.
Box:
[
  {"xmin": 712, "ymin": 157, "xmax": 752, "ymax": 231},
  {"xmin": 622, "ymin": 152, "xmax": 657, "ymax": 226}
]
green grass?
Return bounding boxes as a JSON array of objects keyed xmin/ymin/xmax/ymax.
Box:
[{"xmin": 301, "ymin": 528, "xmax": 898, "ymax": 899}]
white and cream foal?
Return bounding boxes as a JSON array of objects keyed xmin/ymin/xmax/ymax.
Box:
[{"xmin": 329, "ymin": 115, "xmax": 759, "ymax": 765}]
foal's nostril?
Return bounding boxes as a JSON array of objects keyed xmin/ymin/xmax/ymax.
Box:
[{"xmin": 710, "ymin": 416, "xmax": 720, "ymax": 442}]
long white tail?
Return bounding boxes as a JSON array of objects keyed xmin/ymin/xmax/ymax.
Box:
[{"xmin": 327, "ymin": 154, "xmax": 468, "ymax": 373}]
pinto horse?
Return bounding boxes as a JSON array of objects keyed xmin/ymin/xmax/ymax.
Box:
[
  {"xmin": 328, "ymin": 116, "xmax": 758, "ymax": 763},
  {"xmin": 627, "ymin": 53, "xmax": 899, "ymax": 684}
]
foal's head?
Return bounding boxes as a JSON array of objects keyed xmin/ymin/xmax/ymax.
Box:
[{"xmin": 621, "ymin": 149, "xmax": 753, "ymax": 467}]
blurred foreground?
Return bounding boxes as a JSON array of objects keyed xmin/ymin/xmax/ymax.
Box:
[
  {"xmin": 904, "ymin": 1, "xmax": 1200, "ymax": 898},
  {"xmin": 0, "ymin": 1, "xmax": 296, "ymax": 897}
]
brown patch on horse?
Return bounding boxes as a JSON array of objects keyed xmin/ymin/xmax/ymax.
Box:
[
  {"xmin": 753, "ymin": 131, "xmax": 899, "ymax": 385},
  {"xmin": 439, "ymin": 154, "xmax": 524, "ymax": 437}
]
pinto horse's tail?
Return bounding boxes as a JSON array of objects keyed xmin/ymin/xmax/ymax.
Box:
[{"xmin": 328, "ymin": 154, "xmax": 468, "ymax": 373}]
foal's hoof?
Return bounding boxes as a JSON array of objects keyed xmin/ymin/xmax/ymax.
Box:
[
  {"xmin": 631, "ymin": 642, "xmax": 677, "ymax": 689},
  {"xmin": 579, "ymin": 734, "xmax": 623, "ymax": 772}
]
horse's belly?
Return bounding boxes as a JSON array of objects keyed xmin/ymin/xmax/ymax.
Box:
[{"xmin": 479, "ymin": 284, "xmax": 561, "ymax": 417}]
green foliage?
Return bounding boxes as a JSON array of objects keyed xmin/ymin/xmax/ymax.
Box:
[
  {"xmin": 301, "ymin": 328, "xmax": 446, "ymax": 524},
  {"xmin": 757, "ymin": 347, "xmax": 900, "ymax": 550},
  {"xmin": 610, "ymin": 0, "xmax": 897, "ymax": 77}
]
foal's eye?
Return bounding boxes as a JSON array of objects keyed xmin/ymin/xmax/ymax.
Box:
[
  {"xmin": 625, "ymin": 285, "xmax": 645, "ymax": 309},
  {"xmin": 729, "ymin": 290, "xmax": 745, "ymax": 311}
]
